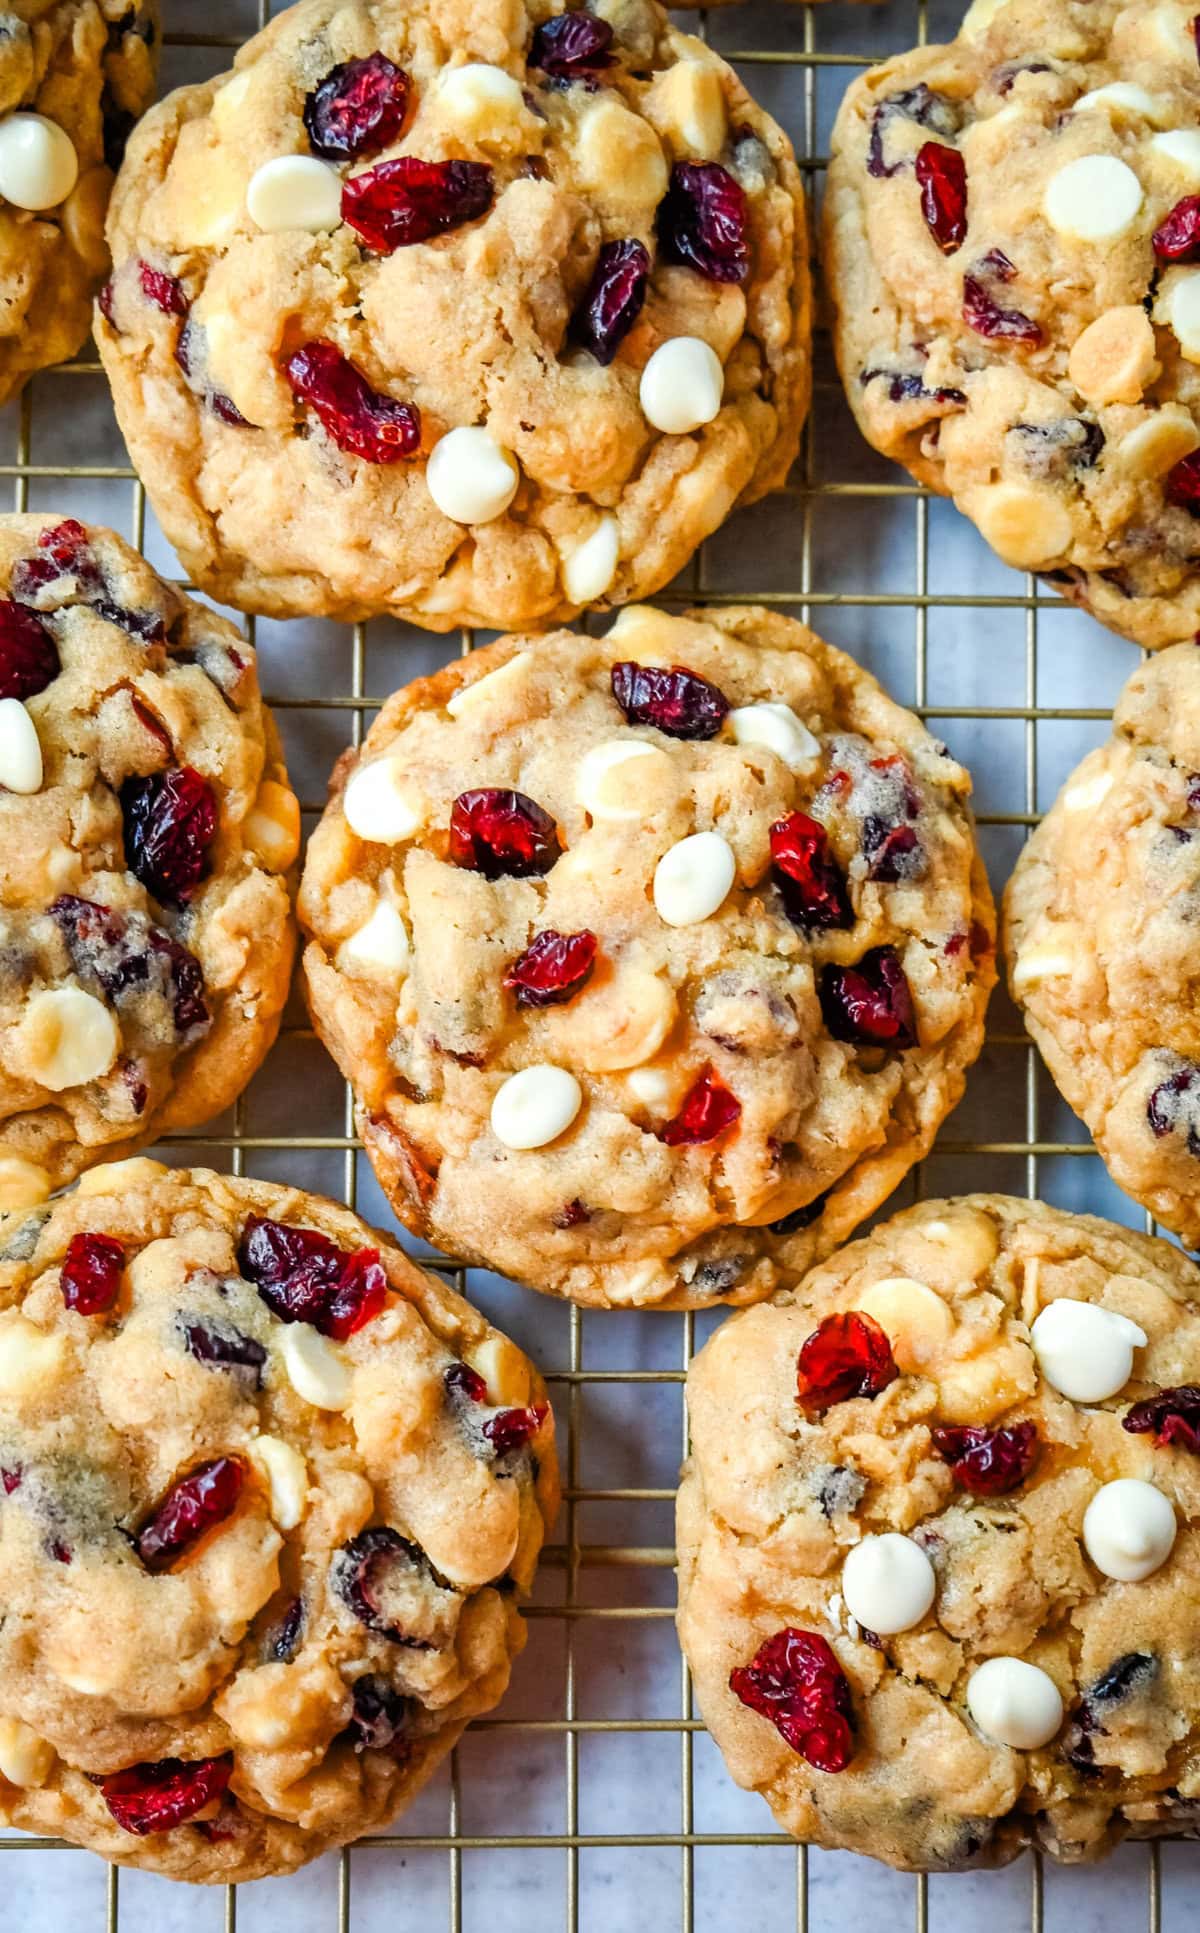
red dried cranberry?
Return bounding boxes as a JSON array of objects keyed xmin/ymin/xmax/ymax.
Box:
[
  {"xmin": 304, "ymin": 53, "xmax": 410, "ymax": 159},
  {"xmin": 819, "ymin": 947, "xmax": 916, "ymax": 1049},
  {"xmin": 138, "ymin": 260, "xmax": 188, "ymax": 315},
  {"xmin": 554, "ymin": 1198, "xmax": 590, "ymax": 1228},
  {"xmin": 1123, "ymin": 1385, "xmax": 1200, "ymax": 1454},
  {"xmin": 331, "ymin": 1527, "xmax": 434, "ymax": 1644},
  {"xmin": 1167, "ymin": 451, "xmax": 1200, "ymax": 515},
  {"xmin": 324, "ymin": 1249, "xmax": 388, "ymax": 1342},
  {"xmin": 342, "ymin": 157, "xmax": 493, "ymax": 252},
  {"xmin": 98, "ymin": 280, "xmax": 116, "ymax": 326},
  {"xmin": 571, "ymin": 238, "xmax": 649, "ymax": 364},
  {"xmin": 120, "ymin": 766, "xmax": 217, "ymax": 906},
  {"xmin": 504, "ymin": 929, "xmax": 597, "ymax": 1006},
  {"xmin": 51, "ymin": 895, "xmax": 210, "ymax": 1040},
  {"xmin": 449, "ymin": 788, "xmax": 561, "ymax": 878},
  {"xmin": 932, "ymin": 1421, "xmax": 1039, "ymax": 1494},
  {"xmin": 1154, "ymin": 195, "xmax": 1200, "ymax": 260},
  {"xmin": 238, "ymin": 1215, "xmax": 387, "ymax": 1340},
  {"xmin": 445, "ymin": 1361, "xmax": 488, "ymax": 1403},
  {"xmin": 182, "ymin": 1319, "xmax": 267, "ymax": 1388},
  {"xmin": 12, "ymin": 519, "xmax": 103, "ymax": 603},
  {"xmin": 797, "ymin": 1311, "xmax": 898, "ymax": 1415},
  {"xmin": 483, "ymin": 1402, "xmax": 548, "ymax": 1456},
  {"xmin": 60, "ymin": 1232, "xmax": 124, "ymax": 1315},
  {"xmin": 100, "ymin": 1755, "xmax": 234, "ymax": 1835},
  {"xmin": 915, "ymin": 141, "xmax": 967, "ymax": 253},
  {"xmin": 659, "ymin": 1069, "xmax": 741, "ymax": 1147},
  {"xmin": 0, "ymin": 600, "xmax": 58, "ymax": 699},
  {"xmin": 862, "ymin": 818, "xmax": 921, "ymax": 882},
  {"xmin": 285, "ymin": 340, "xmax": 421, "ymax": 463},
  {"xmin": 348, "ymin": 1675, "xmax": 411, "ymax": 1757},
  {"xmin": 769, "ymin": 812, "xmax": 853, "ymax": 931},
  {"xmin": 529, "ymin": 12, "xmax": 614, "ymax": 82},
  {"xmin": 656, "ymin": 162, "xmax": 750, "ymax": 285},
  {"xmin": 1, "ymin": 1467, "xmax": 21, "ymax": 1494},
  {"xmin": 729, "ymin": 1628, "xmax": 855, "ymax": 1773},
  {"xmin": 135, "ymin": 1457, "xmax": 245, "ymax": 1572},
  {"xmin": 962, "ymin": 274, "xmax": 1043, "ymax": 345},
  {"xmin": 610, "ymin": 659, "xmax": 730, "ymax": 738}
]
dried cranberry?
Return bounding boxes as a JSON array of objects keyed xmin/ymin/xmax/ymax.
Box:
[
  {"xmin": 483, "ymin": 1403, "xmax": 548, "ymax": 1456},
  {"xmin": 554, "ymin": 1198, "xmax": 590, "ymax": 1228},
  {"xmin": 51, "ymin": 895, "xmax": 210, "ymax": 1040},
  {"xmin": 151, "ymin": 930, "xmax": 210, "ymax": 1036},
  {"xmin": 504, "ymin": 929, "xmax": 597, "ymax": 1007},
  {"xmin": 342, "ymin": 156, "xmax": 493, "ymax": 252},
  {"xmin": 962, "ymin": 274, "xmax": 1043, "ymax": 345},
  {"xmin": 769, "ymin": 1190, "xmax": 828, "ymax": 1236},
  {"xmin": 135, "ymin": 1457, "xmax": 244, "ymax": 1572},
  {"xmin": 331, "ymin": 1527, "xmax": 433, "ymax": 1644},
  {"xmin": 1123, "ymin": 1385, "xmax": 1200, "ymax": 1455},
  {"xmin": 1153, "ymin": 196, "xmax": 1200, "ymax": 260},
  {"xmin": 1194, "ymin": 11, "xmax": 1200, "ymax": 61},
  {"xmin": 659, "ymin": 1069, "xmax": 741, "ymax": 1147},
  {"xmin": 1167, "ymin": 452, "xmax": 1200, "ymax": 515},
  {"xmin": 571, "ymin": 238, "xmax": 649, "ymax": 364},
  {"xmin": 304, "ymin": 53, "xmax": 410, "ymax": 159},
  {"xmin": 914, "ymin": 141, "xmax": 967, "ymax": 253},
  {"xmin": 797, "ymin": 1311, "xmax": 898, "ymax": 1416},
  {"xmin": 175, "ymin": 319, "xmax": 252, "ymax": 428},
  {"xmin": 285, "ymin": 340, "xmax": 421, "ymax": 464},
  {"xmin": 529, "ymin": 12, "xmax": 614, "ymax": 82},
  {"xmin": 769, "ymin": 812, "xmax": 853, "ymax": 931},
  {"xmin": 859, "ymin": 365, "xmax": 967, "ymax": 407},
  {"xmin": 182, "ymin": 1319, "xmax": 267, "ymax": 1388},
  {"xmin": 449, "ymin": 788, "xmax": 561, "ymax": 878},
  {"xmin": 100, "ymin": 1755, "xmax": 234, "ymax": 1835},
  {"xmin": 932, "ymin": 1421, "xmax": 1038, "ymax": 1494},
  {"xmin": 271, "ymin": 1597, "xmax": 305, "ymax": 1662},
  {"xmin": 1, "ymin": 1467, "xmax": 21, "ymax": 1494},
  {"xmin": 445, "ymin": 1361, "xmax": 488, "ymax": 1403},
  {"xmin": 138, "ymin": 260, "xmax": 188, "ymax": 315},
  {"xmin": 819, "ymin": 947, "xmax": 916, "ymax": 1049},
  {"xmin": 867, "ymin": 84, "xmax": 959, "ymax": 180},
  {"xmin": 610, "ymin": 660, "xmax": 730, "ymax": 738},
  {"xmin": 12, "ymin": 519, "xmax": 103, "ymax": 603},
  {"xmin": 121, "ymin": 767, "xmax": 217, "ymax": 906},
  {"xmin": 862, "ymin": 818, "xmax": 921, "ymax": 882},
  {"xmin": 0, "ymin": 600, "xmax": 58, "ymax": 700},
  {"xmin": 60, "ymin": 1232, "xmax": 125, "ymax": 1315},
  {"xmin": 656, "ymin": 162, "xmax": 750, "ymax": 285},
  {"xmin": 98, "ymin": 280, "xmax": 116, "ymax": 326},
  {"xmin": 238, "ymin": 1216, "xmax": 387, "ymax": 1340},
  {"xmin": 729, "ymin": 1628, "xmax": 855, "ymax": 1773},
  {"xmin": 349, "ymin": 1675, "xmax": 411, "ymax": 1756},
  {"xmin": 96, "ymin": 600, "xmax": 168, "ymax": 645}
]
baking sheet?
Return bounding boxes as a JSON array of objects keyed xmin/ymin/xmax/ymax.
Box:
[{"xmin": 2, "ymin": 1, "xmax": 1195, "ymax": 1926}]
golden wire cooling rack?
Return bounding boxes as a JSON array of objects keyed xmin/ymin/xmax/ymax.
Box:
[{"xmin": 0, "ymin": 0, "xmax": 1194, "ymax": 1926}]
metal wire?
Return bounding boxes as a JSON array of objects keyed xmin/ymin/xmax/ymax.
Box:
[{"xmin": 1, "ymin": 0, "xmax": 1184, "ymax": 1926}]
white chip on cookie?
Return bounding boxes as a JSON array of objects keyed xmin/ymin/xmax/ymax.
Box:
[
  {"xmin": 426, "ymin": 426, "xmax": 520, "ymax": 525},
  {"xmin": 1072, "ymin": 83, "xmax": 1168, "ymax": 124},
  {"xmin": 490, "ymin": 1066, "xmax": 582, "ymax": 1150},
  {"xmin": 1042, "ymin": 155, "xmax": 1144, "ymax": 242},
  {"xmin": 577, "ymin": 738, "xmax": 675, "ymax": 821},
  {"xmin": 1082, "ymin": 1477, "xmax": 1176, "ymax": 1581},
  {"xmin": 1149, "ymin": 129, "xmax": 1200, "ymax": 180},
  {"xmin": 0, "ymin": 113, "xmax": 78, "ymax": 211},
  {"xmin": 1029, "ymin": 1298, "xmax": 1146, "ymax": 1401},
  {"xmin": 249, "ymin": 1433, "xmax": 309, "ymax": 1529},
  {"xmin": 639, "ymin": 337, "xmax": 725, "ymax": 435},
  {"xmin": 653, "ymin": 830, "xmax": 736, "ymax": 926},
  {"xmin": 278, "ymin": 1323, "xmax": 352, "ymax": 1411},
  {"xmin": 966, "ymin": 1656, "xmax": 1064, "ymax": 1750},
  {"xmin": 0, "ymin": 699, "xmax": 42, "ymax": 795},
  {"xmin": 343, "ymin": 757, "xmax": 424, "ymax": 844},
  {"xmin": 0, "ymin": 1717, "xmax": 54, "ymax": 1789},
  {"xmin": 728, "ymin": 702, "xmax": 821, "ymax": 771},
  {"xmin": 19, "ymin": 987, "xmax": 119, "ymax": 1091},
  {"xmin": 246, "ymin": 155, "xmax": 342, "ymax": 233},
  {"xmin": 841, "ymin": 1532, "xmax": 936, "ymax": 1635},
  {"xmin": 560, "ymin": 514, "xmax": 621, "ymax": 605},
  {"xmin": 436, "ymin": 64, "xmax": 526, "ymax": 145},
  {"xmin": 338, "ymin": 900, "xmax": 410, "ymax": 979}
]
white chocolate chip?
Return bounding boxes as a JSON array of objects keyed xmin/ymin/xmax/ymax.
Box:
[
  {"xmin": 1010, "ymin": 937, "xmax": 1077, "ymax": 994},
  {"xmin": 971, "ymin": 482, "xmax": 1074, "ymax": 568},
  {"xmin": 644, "ymin": 59, "xmax": 728, "ymax": 160},
  {"xmin": 343, "ymin": 757, "xmax": 424, "ymax": 844},
  {"xmin": 728, "ymin": 702, "xmax": 821, "ymax": 772},
  {"xmin": 1082, "ymin": 1477, "xmax": 1176, "ymax": 1581},
  {"xmin": 561, "ymin": 514, "xmax": 621, "ymax": 605},
  {"xmin": 19, "ymin": 988, "xmax": 118, "ymax": 1091},
  {"xmin": 577, "ymin": 738, "xmax": 675, "ymax": 821},
  {"xmin": 490, "ymin": 1065, "xmax": 582, "ymax": 1150},
  {"xmin": 77, "ymin": 1157, "xmax": 168, "ymax": 1197},
  {"xmin": 466, "ymin": 1332, "xmax": 531, "ymax": 1406},
  {"xmin": 0, "ymin": 1157, "xmax": 50, "ymax": 1211},
  {"xmin": 653, "ymin": 830, "xmax": 736, "ymax": 927},
  {"xmin": 960, "ymin": 0, "xmax": 1014, "ymax": 36},
  {"xmin": 1062, "ymin": 769, "xmax": 1114, "ymax": 812},
  {"xmin": 1149, "ymin": 130, "xmax": 1200, "ymax": 180},
  {"xmin": 0, "ymin": 1312, "xmax": 63, "ymax": 1400},
  {"xmin": 1043, "ymin": 154, "xmax": 1143, "ymax": 242},
  {"xmin": 626, "ymin": 1066, "xmax": 674, "ymax": 1107},
  {"xmin": 967, "ymin": 1657, "xmax": 1063, "ymax": 1750},
  {"xmin": 247, "ymin": 155, "xmax": 342, "ymax": 233},
  {"xmin": 0, "ymin": 1717, "xmax": 54, "ymax": 1788},
  {"xmin": 1161, "ymin": 271, "xmax": 1200, "ymax": 360},
  {"xmin": 639, "ymin": 337, "xmax": 725, "ymax": 435},
  {"xmin": 279, "ymin": 1324, "xmax": 352, "ymax": 1411},
  {"xmin": 437, "ymin": 64, "xmax": 526, "ymax": 145},
  {"xmin": 1029, "ymin": 1298, "xmax": 1147, "ymax": 1402},
  {"xmin": 249, "ymin": 1433, "xmax": 309, "ymax": 1530},
  {"xmin": 576, "ymin": 96, "xmax": 668, "ymax": 206},
  {"xmin": 0, "ymin": 699, "xmax": 42, "ymax": 795},
  {"xmin": 841, "ymin": 1532, "xmax": 937, "ymax": 1635},
  {"xmin": 857, "ymin": 1276, "xmax": 955, "ymax": 1372},
  {"xmin": 338, "ymin": 899, "xmax": 410, "ymax": 980},
  {"xmin": 242, "ymin": 780, "xmax": 301, "ymax": 872},
  {"xmin": 1067, "ymin": 306, "xmax": 1158, "ymax": 407},
  {"xmin": 426, "ymin": 426, "xmax": 520, "ymax": 525},
  {"xmin": 446, "ymin": 652, "xmax": 534, "ymax": 721},
  {"xmin": 1073, "ymin": 83, "xmax": 1169, "ymax": 124},
  {"xmin": 0, "ymin": 113, "xmax": 78, "ymax": 211},
  {"xmin": 1118, "ymin": 405, "xmax": 1200, "ymax": 476}
]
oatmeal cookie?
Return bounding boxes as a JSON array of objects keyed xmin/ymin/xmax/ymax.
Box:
[
  {"xmin": 298, "ymin": 604, "xmax": 995, "ymax": 1310},
  {"xmin": 0, "ymin": 514, "xmax": 298, "ymax": 1206},
  {"xmin": 823, "ymin": 0, "xmax": 1200, "ymax": 650},
  {"xmin": 0, "ymin": 1161, "xmax": 557, "ymax": 1881},
  {"xmin": 96, "ymin": 0, "xmax": 808, "ymax": 634},
  {"xmin": 678, "ymin": 1193, "xmax": 1200, "ymax": 1870},
  {"xmin": 1004, "ymin": 644, "xmax": 1200, "ymax": 1242},
  {"xmin": 0, "ymin": 2, "xmax": 158, "ymax": 404}
]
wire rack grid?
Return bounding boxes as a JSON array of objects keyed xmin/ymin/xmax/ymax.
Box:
[{"xmin": 1, "ymin": 0, "xmax": 1195, "ymax": 1928}]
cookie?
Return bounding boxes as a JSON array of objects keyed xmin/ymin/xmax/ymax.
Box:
[
  {"xmin": 1004, "ymin": 643, "xmax": 1200, "ymax": 1242},
  {"xmin": 823, "ymin": 0, "xmax": 1200, "ymax": 651},
  {"xmin": 677, "ymin": 1192, "xmax": 1200, "ymax": 1871},
  {"xmin": 0, "ymin": 514, "xmax": 298, "ymax": 1206},
  {"xmin": 297, "ymin": 603, "xmax": 996, "ymax": 1311},
  {"xmin": 0, "ymin": 1160, "xmax": 557, "ymax": 1882},
  {"xmin": 0, "ymin": 2, "xmax": 158, "ymax": 404},
  {"xmin": 96, "ymin": 0, "xmax": 809, "ymax": 635}
]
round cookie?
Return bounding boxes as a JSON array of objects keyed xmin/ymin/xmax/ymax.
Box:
[
  {"xmin": 1004, "ymin": 643, "xmax": 1200, "ymax": 1243},
  {"xmin": 298, "ymin": 603, "xmax": 996, "ymax": 1310},
  {"xmin": 0, "ymin": 1161, "xmax": 557, "ymax": 1882},
  {"xmin": 823, "ymin": 0, "xmax": 1200, "ymax": 650},
  {"xmin": 0, "ymin": 513, "xmax": 298, "ymax": 1206},
  {"xmin": 677, "ymin": 1193, "xmax": 1200, "ymax": 1871},
  {"xmin": 0, "ymin": 2, "xmax": 159, "ymax": 404},
  {"xmin": 96, "ymin": 0, "xmax": 809, "ymax": 634}
]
